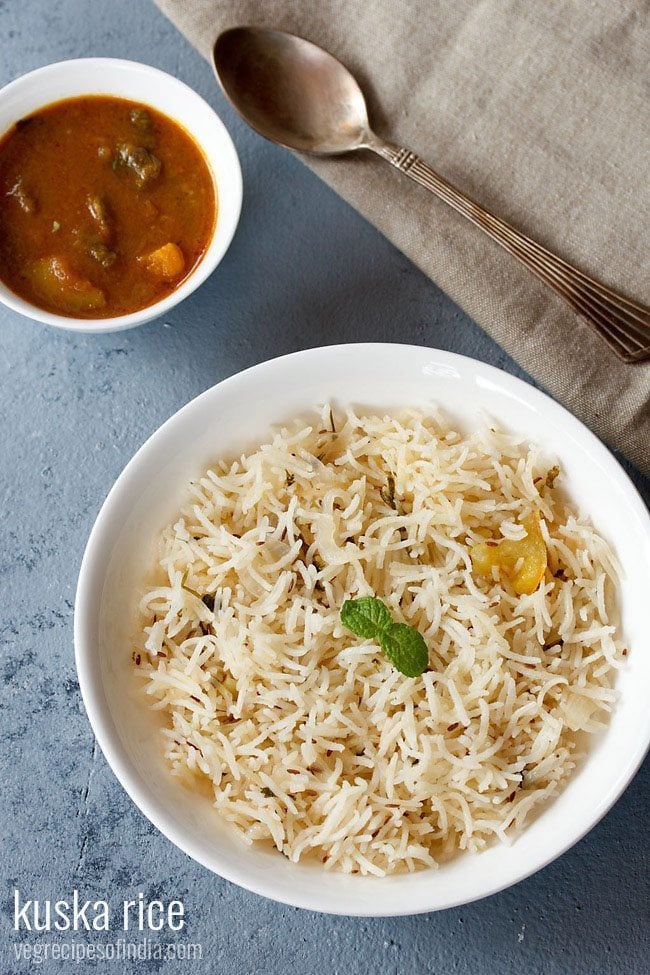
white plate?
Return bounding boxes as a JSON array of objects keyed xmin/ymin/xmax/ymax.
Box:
[{"xmin": 75, "ymin": 344, "xmax": 650, "ymax": 915}]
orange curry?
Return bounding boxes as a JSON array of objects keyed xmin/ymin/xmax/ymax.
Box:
[{"xmin": 0, "ymin": 96, "xmax": 217, "ymax": 318}]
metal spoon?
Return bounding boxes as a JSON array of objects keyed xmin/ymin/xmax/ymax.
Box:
[{"xmin": 213, "ymin": 26, "xmax": 649, "ymax": 362}]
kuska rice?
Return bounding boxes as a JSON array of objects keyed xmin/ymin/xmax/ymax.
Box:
[{"xmin": 134, "ymin": 406, "xmax": 625, "ymax": 877}]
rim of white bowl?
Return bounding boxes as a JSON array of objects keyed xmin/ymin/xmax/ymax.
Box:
[
  {"xmin": 74, "ymin": 344, "xmax": 650, "ymax": 914},
  {"xmin": 0, "ymin": 58, "xmax": 242, "ymax": 333}
]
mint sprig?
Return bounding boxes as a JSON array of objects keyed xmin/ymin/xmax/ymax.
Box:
[
  {"xmin": 340, "ymin": 597, "xmax": 429, "ymax": 678},
  {"xmin": 340, "ymin": 595, "xmax": 392, "ymax": 638}
]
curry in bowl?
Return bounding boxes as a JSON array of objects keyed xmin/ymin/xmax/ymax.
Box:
[{"xmin": 0, "ymin": 95, "xmax": 217, "ymax": 318}]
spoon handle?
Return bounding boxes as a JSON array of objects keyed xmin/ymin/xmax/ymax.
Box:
[{"xmin": 369, "ymin": 140, "xmax": 650, "ymax": 363}]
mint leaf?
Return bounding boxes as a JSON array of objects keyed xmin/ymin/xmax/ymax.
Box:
[
  {"xmin": 340, "ymin": 596, "xmax": 392, "ymax": 639},
  {"xmin": 379, "ymin": 623, "xmax": 429, "ymax": 678},
  {"xmin": 340, "ymin": 597, "xmax": 429, "ymax": 678}
]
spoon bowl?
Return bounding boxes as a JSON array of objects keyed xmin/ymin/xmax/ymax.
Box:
[{"xmin": 213, "ymin": 27, "xmax": 372, "ymax": 154}]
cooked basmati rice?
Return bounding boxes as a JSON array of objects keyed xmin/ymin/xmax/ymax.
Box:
[{"xmin": 135, "ymin": 406, "xmax": 625, "ymax": 876}]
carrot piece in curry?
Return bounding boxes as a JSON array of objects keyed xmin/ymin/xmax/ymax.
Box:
[{"xmin": 144, "ymin": 242, "xmax": 186, "ymax": 280}]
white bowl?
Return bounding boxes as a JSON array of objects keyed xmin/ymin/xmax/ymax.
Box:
[
  {"xmin": 0, "ymin": 59, "xmax": 242, "ymax": 332},
  {"xmin": 75, "ymin": 344, "xmax": 650, "ymax": 915}
]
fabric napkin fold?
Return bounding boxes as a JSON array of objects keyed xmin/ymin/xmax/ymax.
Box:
[{"xmin": 154, "ymin": 0, "xmax": 649, "ymax": 475}]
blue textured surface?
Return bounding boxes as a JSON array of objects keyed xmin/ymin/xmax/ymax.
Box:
[{"xmin": 1, "ymin": 1, "xmax": 648, "ymax": 973}]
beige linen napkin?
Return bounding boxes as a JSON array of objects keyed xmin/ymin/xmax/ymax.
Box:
[{"xmin": 154, "ymin": 0, "xmax": 650, "ymax": 475}]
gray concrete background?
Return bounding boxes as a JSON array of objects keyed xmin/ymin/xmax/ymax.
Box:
[{"xmin": 1, "ymin": 1, "xmax": 648, "ymax": 973}]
